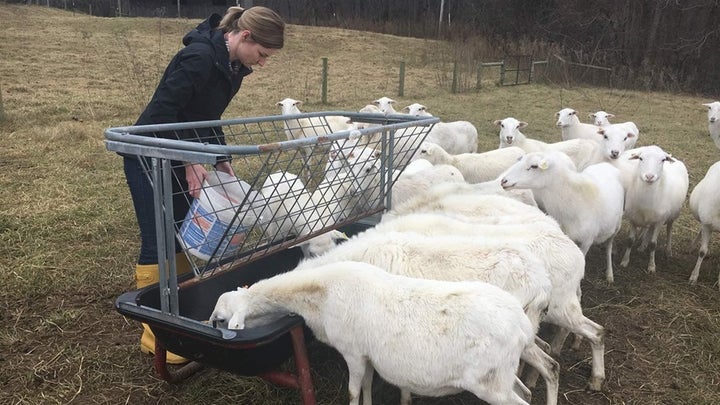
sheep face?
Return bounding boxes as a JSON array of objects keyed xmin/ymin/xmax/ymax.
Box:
[
  {"xmin": 403, "ymin": 103, "xmax": 432, "ymax": 117},
  {"xmin": 413, "ymin": 142, "xmax": 442, "ymax": 163},
  {"xmin": 590, "ymin": 111, "xmax": 614, "ymax": 126},
  {"xmin": 494, "ymin": 117, "xmax": 527, "ymax": 145},
  {"xmin": 556, "ymin": 108, "xmax": 578, "ymax": 127},
  {"xmin": 628, "ymin": 145, "xmax": 676, "ymax": 184},
  {"xmin": 704, "ymin": 101, "xmax": 720, "ymax": 124},
  {"xmin": 372, "ymin": 96, "xmax": 397, "ymax": 114},
  {"xmin": 210, "ymin": 289, "xmax": 250, "ymax": 329},
  {"xmin": 277, "ymin": 98, "xmax": 302, "ymax": 115},
  {"xmin": 500, "ymin": 151, "xmax": 564, "ymax": 190},
  {"xmin": 597, "ymin": 124, "xmax": 636, "ymax": 159}
]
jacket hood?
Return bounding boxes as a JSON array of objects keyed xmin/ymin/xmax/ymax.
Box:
[{"xmin": 183, "ymin": 13, "xmax": 222, "ymax": 46}]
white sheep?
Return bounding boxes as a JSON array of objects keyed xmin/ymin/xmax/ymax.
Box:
[
  {"xmin": 413, "ymin": 141, "xmax": 525, "ymax": 183},
  {"xmin": 597, "ymin": 122, "xmax": 640, "ymax": 160},
  {"xmin": 391, "ymin": 163, "xmax": 465, "ymax": 207},
  {"xmin": 619, "ymin": 145, "xmax": 689, "ymax": 273},
  {"xmin": 385, "ymin": 188, "xmax": 606, "ymax": 391},
  {"xmin": 472, "ymin": 179, "xmax": 538, "ymax": 207},
  {"xmin": 260, "ymin": 171, "xmax": 347, "ymax": 257},
  {"xmin": 702, "ymin": 101, "xmax": 720, "ymax": 149},
  {"xmin": 495, "ymin": 117, "xmax": 605, "ymax": 171},
  {"xmin": 277, "ymin": 97, "xmax": 351, "ymax": 139},
  {"xmin": 556, "ymin": 108, "xmax": 602, "ymax": 141},
  {"xmin": 211, "ymin": 261, "xmax": 542, "ymax": 405},
  {"xmin": 294, "ymin": 229, "xmax": 560, "ymax": 403},
  {"xmin": 500, "ymin": 151, "xmax": 625, "ymax": 283},
  {"xmin": 688, "ymin": 161, "xmax": 720, "ymax": 288},
  {"xmin": 402, "ymin": 103, "xmax": 479, "ymax": 154},
  {"xmin": 589, "ymin": 111, "xmax": 614, "ymax": 126},
  {"xmin": 372, "ymin": 96, "xmax": 398, "ymax": 115}
]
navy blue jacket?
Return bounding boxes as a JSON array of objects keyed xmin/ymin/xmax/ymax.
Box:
[{"xmin": 134, "ymin": 14, "xmax": 252, "ymax": 144}]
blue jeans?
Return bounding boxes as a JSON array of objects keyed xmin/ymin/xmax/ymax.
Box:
[{"xmin": 124, "ymin": 156, "xmax": 191, "ymax": 265}]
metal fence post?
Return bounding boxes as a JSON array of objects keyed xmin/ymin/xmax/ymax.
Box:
[{"xmin": 321, "ymin": 57, "xmax": 328, "ymax": 104}]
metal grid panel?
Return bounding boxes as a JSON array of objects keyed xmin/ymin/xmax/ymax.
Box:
[{"xmin": 106, "ymin": 112, "xmax": 438, "ymax": 299}]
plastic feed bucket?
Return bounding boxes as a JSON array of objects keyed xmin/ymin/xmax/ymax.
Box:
[{"xmin": 179, "ymin": 171, "xmax": 261, "ymax": 261}]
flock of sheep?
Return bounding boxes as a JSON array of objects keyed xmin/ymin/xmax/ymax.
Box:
[{"xmin": 205, "ymin": 97, "xmax": 720, "ymax": 405}]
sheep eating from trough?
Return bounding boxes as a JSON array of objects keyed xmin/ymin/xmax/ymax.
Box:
[{"xmin": 210, "ymin": 261, "xmax": 541, "ymax": 405}]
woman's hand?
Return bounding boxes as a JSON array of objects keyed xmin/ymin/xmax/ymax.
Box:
[
  {"xmin": 214, "ymin": 161, "xmax": 235, "ymax": 177},
  {"xmin": 185, "ymin": 163, "xmax": 208, "ymax": 198}
]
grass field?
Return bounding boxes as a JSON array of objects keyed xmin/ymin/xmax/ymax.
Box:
[{"xmin": 1, "ymin": 4, "xmax": 719, "ymax": 404}]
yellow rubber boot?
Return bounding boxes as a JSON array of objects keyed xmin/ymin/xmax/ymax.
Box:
[
  {"xmin": 174, "ymin": 252, "xmax": 193, "ymax": 277},
  {"xmin": 135, "ymin": 263, "xmax": 189, "ymax": 365}
]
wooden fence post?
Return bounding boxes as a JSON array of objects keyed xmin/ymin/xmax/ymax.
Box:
[
  {"xmin": 451, "ymin": 61, "xmax": 458, "ymax": 93},
  {"xmin": 0, "ymin": 83, "xmax": 7, "ymax": 122},
  {"xmin": 321, "ymin": 57, "xmax": 328, "ymax": 104}
]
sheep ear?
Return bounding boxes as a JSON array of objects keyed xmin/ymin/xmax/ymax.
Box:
[
  {"xmin": 402, "ymin": 106, "xmax": 410, "ymax": 112},
  {"xmin": 538, "ymin": 159, "xmax": 549, "ymax": 170},
  {"xmin": 228, "ymin": 313, "xmax": 246, "ymax": 329},
  {"xmin": 703, "ymin": 103, "xmax": 712, "ymax": 108},
  {"xmin": 608, "ymin": 113, "xmax": 615, "ymax": 118},
  {"xmin": 626, "ymin": 132, "xmax": 635, "ymax": 139},
  {"xmin": 628, "ymin": 153, "xmax": 641, "ymax": 160},
  {"xmin": 588, "ymin": 113, "xmax": 596, "ymax": 118},
  {"xmin": 389, "ymin": 98, "xmax": 396, "ymax": 104},
  {"xmin": 664, "ymin": 154, "xmax": 676, "ymax": 163},
  {"xmin": 294, "ymin": 100, "xmax": 303, "ymax": 107},
  {"xmin": 276, "ymin": 101, "xmax": 283, "ymax": 106},
  {"xmin": 518, "ymin": 121, "xmax": 528, "ymax": 128},
  {"xmin": 493, "ymin": 119, "xmax": 502, "ymax": 126},
  {"xmin": 555, "ymin": 111, "xmax": 560, "ymax": 117}
]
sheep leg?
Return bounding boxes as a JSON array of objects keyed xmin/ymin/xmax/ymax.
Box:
[
  {"xmin": 637, "ymin": 227, "xmax": 650, "ymax": 252},
  {"xmin": 535, "ymin": 336, "xmax": 552, "ymax": 353},
  {"xmin": 361, "ymin": 364, "xmax": 374, "ymax": 405},
  {"xmin": 665, "ymin": 219, "xmax": 675, "ymax": 257},
  {"xmin": 546, "ymin": 298, "xmax": 606, "ymax": 391},
  {"xmin": 343, "ymin": 354, "xmax": 370, "ymax": 405},
  {"xmin": 605, "ymin": 236, "xmax": 615, "ymax": 283},
  {"xmin": 399, "ymin": 389, "xmax": 412, "ymax": 405},
  {"xmin": 523, "ymin": 328, "xmax": 563, "ymax": 391},
  {"xmin": 620, "ymin": 226, "xmax": 640, "ymax": 268},
  {"xmin": 549, "ymin": 326, "xmax": 571, "ymax": 356},
  {"xmin": 647, "ymin": 224, "xmax": 662, "ymax": 273},
  {"xmin": 689, "ymin": 225, "xmax": 712, "ymax": 285},
  {"xmin": 467, "ymin": 366, "xmax": 530, "ymax": 405},
  {"xmin": 513, "ymin": 376, "xmax": 533, "ymax": 404},
  {"xmin": 521, "ymin": 343, "xmax": 559, "ymax": 405}
]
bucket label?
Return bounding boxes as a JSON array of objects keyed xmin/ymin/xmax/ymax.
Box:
[{"xmin": 180, "ymin": 199, "xmax": 247, "ymax": 261}]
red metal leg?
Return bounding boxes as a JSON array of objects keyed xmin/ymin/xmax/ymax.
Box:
[
  {"xmin": 153, "ymin": 340, "xmax": 204, "ymax": 383},
  {"xmin": 290, "ymin": 325, "xmax": 316, "ymax": 405}
]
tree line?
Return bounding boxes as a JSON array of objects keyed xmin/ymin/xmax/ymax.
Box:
[{"xmin": 16, "ymin": 0, "xmax": 720, "ymax": 95}]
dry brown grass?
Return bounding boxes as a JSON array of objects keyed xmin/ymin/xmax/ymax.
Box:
[{"xmin": 1, "ymin": 4, "xmax": 719, "ymax": 405}]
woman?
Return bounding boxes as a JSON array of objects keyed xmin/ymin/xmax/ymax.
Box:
[{"xmin": 123, "ymin": 6, "xmax": 285, "ymax": 364}]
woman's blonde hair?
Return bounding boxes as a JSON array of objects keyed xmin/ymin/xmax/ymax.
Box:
[{"xmin": 219, "ymin": 6, "xmax": 285, "ymax": 49}]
